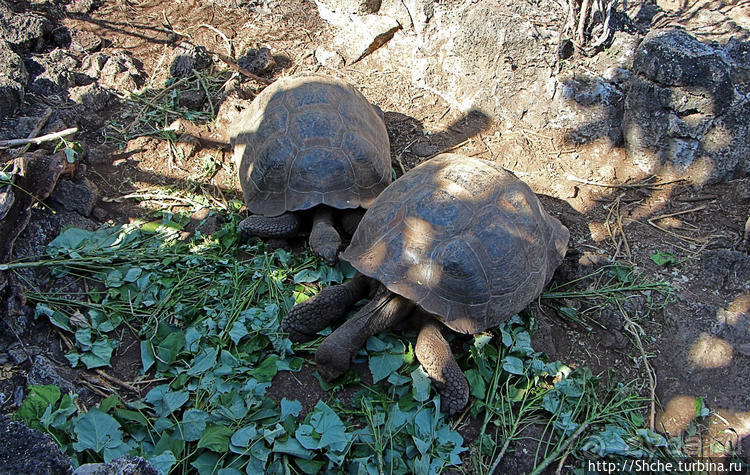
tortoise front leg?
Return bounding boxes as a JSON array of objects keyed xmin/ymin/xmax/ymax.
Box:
[
  {"xmin": 281, "ymin": 273, "xmax": 372, "ymax": 342},
  {"xmin": 309, "ymin": 206, "xmax": 341, "ymax": 265},
  {"xmin": 239, "ymin": 212, "xmax": 300, "ymax": 239},
  {"xmin": 415, "ymin": 319, "xmax": 469, "ymax": 415},
  {"xmin": 315, "ymin": 286, "xmax": 415, "ymax": 381}
]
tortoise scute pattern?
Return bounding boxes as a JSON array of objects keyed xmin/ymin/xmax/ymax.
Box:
[
  {"xmin": 232, "ymin": 74, "xmax": 392, "ymax": 217},
  {"xmin": 342, "ymin": 154, "xmax": 570, "ymax": 334}
]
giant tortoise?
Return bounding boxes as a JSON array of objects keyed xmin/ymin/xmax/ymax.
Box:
[
  {"xmin": 281, "ymin": 154, "xmax": 570, "ymax": 414},
  {"xmin": 230, "ymin": 73, "xmax": 392, "ymax": 263}
]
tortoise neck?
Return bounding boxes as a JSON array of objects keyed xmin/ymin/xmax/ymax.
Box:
[{"xmin": 313, "ymin": 206, "xmax": 334, "ymax": 226}]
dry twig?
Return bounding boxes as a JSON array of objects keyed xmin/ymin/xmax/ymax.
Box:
[
  {"xmin": 0, "ymin": 128, "xmax": 78, "ymax": 149},
  {"xmin": 616, "ymin": 300, "xmax": 657, "ymax": 431}
]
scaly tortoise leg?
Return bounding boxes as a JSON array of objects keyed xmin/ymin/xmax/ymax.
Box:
[
  {"xmin": 309, "ymin": 206, "xmax": 341, "ymax": 265},
  {"xmin": 415, "ymin": 318, "xmax": 470, "ymax": 415},
  {"xmin": 281, "ymin": 273, "xmax": 372, "ymax": 342},
  {"xmin": 315, "ymin": 285, "xmax": 415, "ymax": 380},
  {"xmin": 239, "ymin": 212, "xmax": 300, "ymax": 239}
]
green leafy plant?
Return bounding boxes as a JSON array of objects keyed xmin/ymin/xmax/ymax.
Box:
[{"xmin": 10, "ymin": 215, "xmax": 692, "ymax": 473}]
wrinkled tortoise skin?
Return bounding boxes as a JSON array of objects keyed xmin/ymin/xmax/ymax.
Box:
[
  {"xmin": 341, "ymin": 154, "xmax": 570, "ymax": 334},
  {"xmin": 231, "ymin": 73, "xmax": 392, "ymax": 217}
]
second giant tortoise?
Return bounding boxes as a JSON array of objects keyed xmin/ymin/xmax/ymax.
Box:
[
  {"xmin": 231, "ymin": 73, "xmax": 392, "ymax": 263},
  {"xmin": 282, "ymin": 154, "xmax": 570, "ymax": 414}
]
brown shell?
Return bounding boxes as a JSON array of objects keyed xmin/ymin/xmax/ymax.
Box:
[
  {"xmin": 341, "ymin": 154, "xmax": 570, "ymax": 334},
  {"xmin": 231, "ymin": 74, "xmax": 392, "ymax": 217}
]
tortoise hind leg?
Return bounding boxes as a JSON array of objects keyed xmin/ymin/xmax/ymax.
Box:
[
  {"xmin": 315, "ymin": 286, "xmax": 415, "ymax": 380},
  {"xmin": 282, "ymin": 273, "xmax": 372, "ymax": 342},
  {"xmin": 415, "ymin": 319, "xmax": 469, "ymax": 415},
  {"xmin": 239, "ymin": 212, "xmax": 300, "ymax": 239}
]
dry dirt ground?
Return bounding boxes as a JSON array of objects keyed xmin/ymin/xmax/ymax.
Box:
[{"xmin": 1, "ymin": 0, "xmax": 749, "ymax": 470}]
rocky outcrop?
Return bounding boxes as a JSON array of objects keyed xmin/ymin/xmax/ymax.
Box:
[
  {"xmin": 623, "ymin": 29, "xmax": 750, "ymax": 184},
  {"xmin": 0, "ymin": 40, "xmax": 27, "ymax": 117},
  {"xmin": 0, "ymin": 415, "xmax": 72, "ymax": 474}
]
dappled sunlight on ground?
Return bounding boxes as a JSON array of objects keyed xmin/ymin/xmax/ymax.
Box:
[{"xmin": 688, "ymin": 333, "xmax": 734, "ymax": 369}]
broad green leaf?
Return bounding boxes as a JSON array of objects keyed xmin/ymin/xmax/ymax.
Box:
[
  {"xmin": 251, "ymin": 355, "xmax": 279, "ymax": 382},
  {"xmin": 197, "ymin": 424, "xmax": 234, "ymax": 452},
  {"xmin": 410, "ymin": 367, "xmax": 431, "ymax": 402},
  {"xmin": 650, "ymin": 251, "xmax": 676, "ymax": 267},
  {"xmin": 16, "ymin": 385, "xmax": 61, "ymax": 426},
  {"xmin": 72, "ymin": 408, "xmax": 123, "ymax": 455},
  {"xmin": 464, "ymin": 369, "xmax": 486, "ymax": 400},
  {"xmin": 230, "ymin": 425, "xmax": 258, "ymax": 449},
  {"xmin": 502, "ymin": 356, "xmax": 524, "ymax": 375},
  {"xmin": 140, "ymin": 341, "xmax": 155, "ymax": 373},
  {"xmin": 190, "ymin": 452, "xmax": 221, "ymax": 474},
  {"xmin": 694, "ymin": 397, "xmax": 710, "ymax": 417},
  {"xmin": 228, "ymin": 320, "xmax": 249, "ymax": 345},
  {"xmin": 80, "ymin": 338, "xmax": 116, "ymax": 369},
  {"xmin": 179, "ymin": 409, "xmax": 209, "ymax": 442},
  {"xmin": 273, "ymin": 437, "xmax": 314, "ymax": 459},
  {"xmin": 369, "ymin": 352, "xmax": 404, "ymax": 383},
  {"xmin": 281, "ymin": 398, "xmax": 303, "ymax": 419},
  {"xmin": 149, "ymin": 450, "xmax": 177, "ymax": 475},
  {"xmin": 187, "ymin": 347, "xmax": 218, "ymax": 375}
]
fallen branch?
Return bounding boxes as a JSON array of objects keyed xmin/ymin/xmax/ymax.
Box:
[{"xmin": 0, "ymin": 128, "xmax": 79, "ymax": 149}]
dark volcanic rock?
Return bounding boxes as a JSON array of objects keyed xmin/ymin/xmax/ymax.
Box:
[
  {"xmin": 237, "ymin": 47, "xmax": 276, "ymax": 76},
  {"xmin": 0, "ymin": 415, "xmax": 72, "ymax": 475},
  {"xmin": 69, "ymin": 83, "xmax": 114, "ymax": 112},
  {"xmin": 177, "ymin": 89, "xmax": 206, "ymax": 110},
  {"xmin": 26, "ymin": 48, "xmax": 79, "ymax": 97},
  {"xmin": 48, "ymin": 177, "xmax": 99, "ymax": 217},
  {"xmin": 170, "ymin": 42, "xmax": 212, "ymax": 77},
  {"xmin": 623, "ymin": 28, "xmax": 750, "ymax": 184},
  {"xmin": 27, "ymin": 355, "xmax": 78, "ymax": 395},
  {"xmin": 0, "ymin": 39, "xmax": 28, "ymax": 116},
  {"xmin": 0, "ymin": 1, "xmax": 50, "ymax": 51},
  {"xmin": 73, "ymin": 456, "xmax": 158, "ymax": 475}
]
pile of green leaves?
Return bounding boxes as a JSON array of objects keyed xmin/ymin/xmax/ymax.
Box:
[
  {"xmin": 11, "ymin": 213, "xmax": 695, "ymax": 473},
  {"xmin": 13, "ymin": 215, "xmax": 468, "ymax": 473}
]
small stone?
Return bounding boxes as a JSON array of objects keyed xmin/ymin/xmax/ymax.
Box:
[
  {"xmin": 69, "ymin": 29, "xmax": 103, "ymax": 53},
  {"xmin": 73, "ymin": 456, "xmax": 158, "ymax": 475},
  {"xmin": 178, "ymin": 89, "xmax": 206, "ymax": 110},
  {"xmin": 112, "ymin": 158, "xmax": 127, "ymax": 167},
  {"xmin": 170, "ymin": 42, "xmax": 212, "ymax": 77},
  {"xmin": 66, "ymin": 0, "xmax": 98, "ymax": 14},
  {"xmin": 27, "ymin": 356, "xmax": 77, "ymax": 395},
  {"xmin": 237, "ymin": 47, "xmax": 276, "ymax": 76},
  {"xmin": 7, "ymin": 344, "xmax": 29, "ymax": 364}
]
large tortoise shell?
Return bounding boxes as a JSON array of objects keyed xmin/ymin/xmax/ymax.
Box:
[
  {"xmin": 341, "ymin": 154, "xmax": 570, "ymax": 334},
  {"xmin": 231, "ymin": 74, "xmax": 392, "ymax": 217}
]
